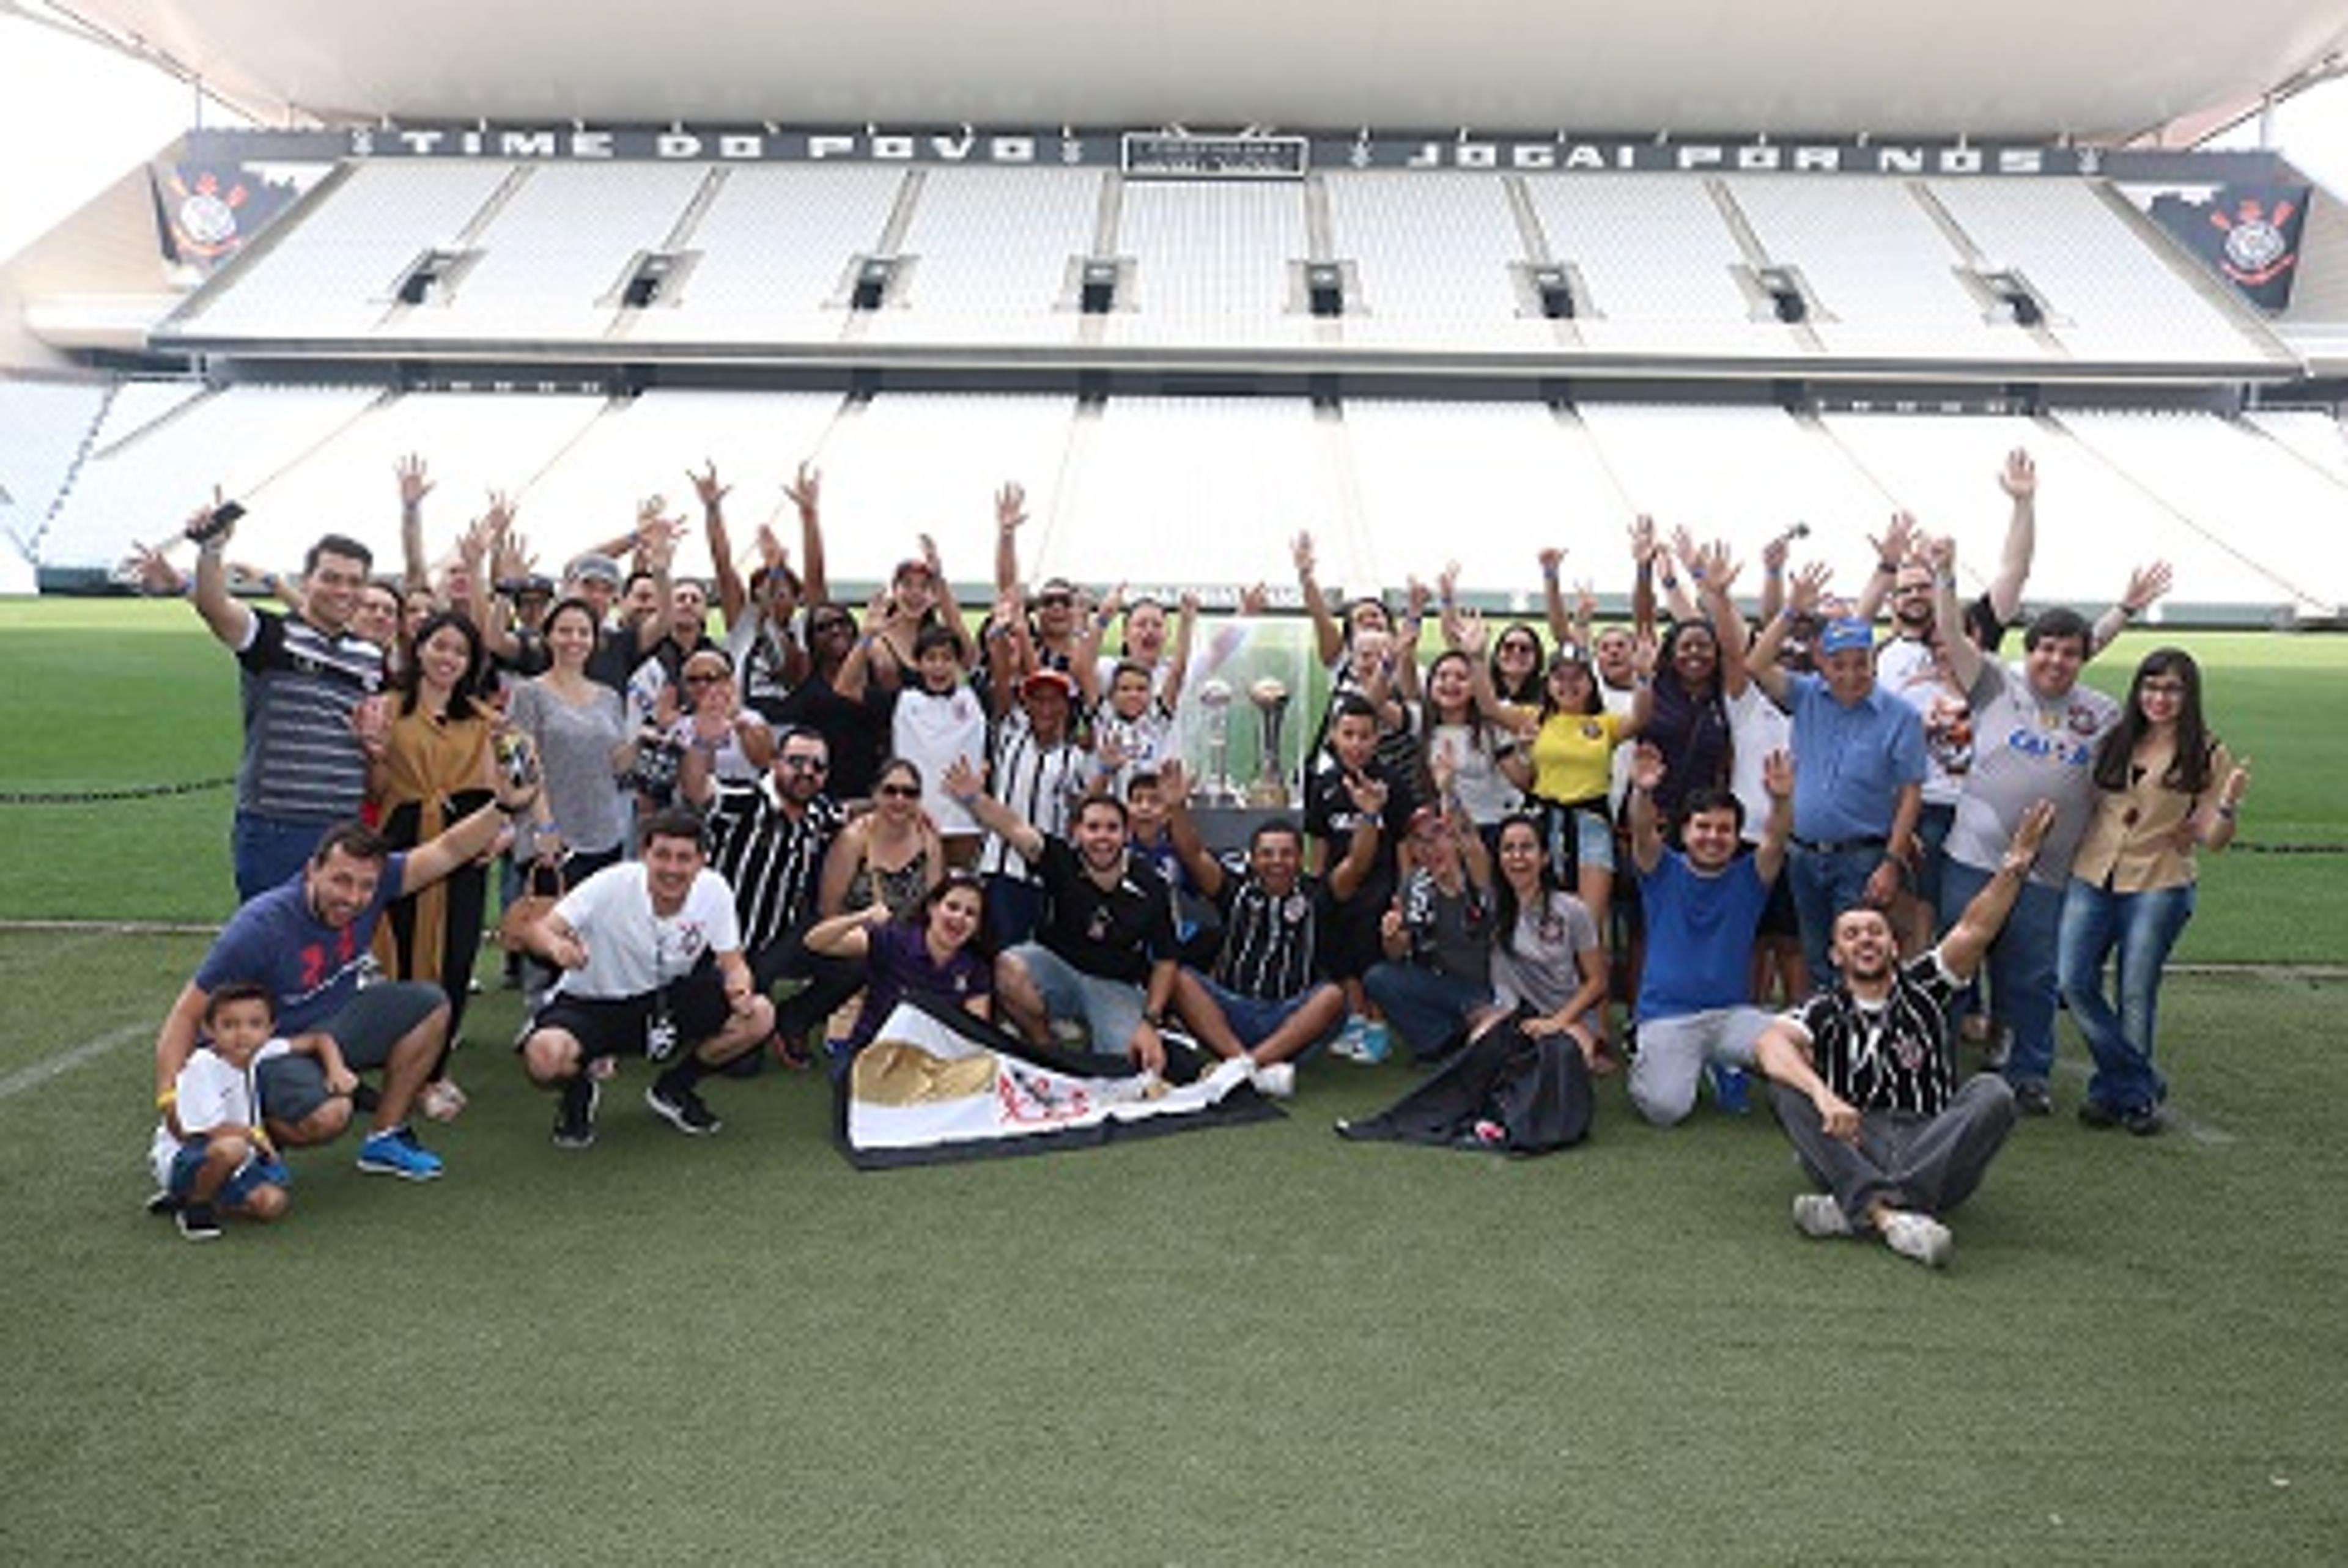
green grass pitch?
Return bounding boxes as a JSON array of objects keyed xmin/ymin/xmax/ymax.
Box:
[{"xmin": 1, "ymin": 602, "xmax": 2343, "ymax": 1563}]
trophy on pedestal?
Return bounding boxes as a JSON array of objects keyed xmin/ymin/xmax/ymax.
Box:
[
  {"xmin": 1245, "ymin": 677, "xmax": 1292, "ymax": 808},
  {"xmin": 1194, "ymin": 679, "xmax": 1239, "ymax": 806}
]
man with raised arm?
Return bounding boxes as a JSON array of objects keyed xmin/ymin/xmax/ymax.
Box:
[
  {"xmin": 1925, "ymin": 536, "xmax": 2121, "ymax": 1116},
  {"xmin": 1753, "ymin": 801, "xmax": 2054, "ymax": 1270},
  {"xmin": 180, "ymin": 493, "xmax": 389, "ymax": 900},
  {"xmin": 946, "ymin": 757, "xmax": 1180, "ymax": 1080},
  {"xmin": 153, "ymin": 768, "xmax": 541, "ymax": 1181},
  {"xmin": 1623, "ymin": 739, "xmax": 1794, "ymax": 1126},
  {"xmin": 1159, "ymin": 775, "xmax": 1384, "ymax": 1095}
]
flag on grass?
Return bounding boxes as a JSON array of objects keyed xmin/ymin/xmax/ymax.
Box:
[{"xmin": 841, "ymin": 999, "xmax": 1281, "ymax": 1169}]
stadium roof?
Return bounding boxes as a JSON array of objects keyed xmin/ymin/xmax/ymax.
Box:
[{"xmin": 50, "ymin": 0, "xmax": 2348, "ymax": 142}]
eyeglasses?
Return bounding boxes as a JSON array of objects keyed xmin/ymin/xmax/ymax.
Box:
[
  {"xmin": 811, "ymin": 617, "xmax": 854, "ymax": 635},
  {"xmin": 2139, "ymin": 679, "xmax": 2187, "ymax": 697},
  {"xmin": 780, "ymin": 754, "xmax": 829, "ymax": 772},
  {"xmin": 1036, "ymin": 593, "xmax": 1073, "ymax": 608},
  {"xmin": 876, "ymin": 783, "xmax": 920, "ymax": 799}
]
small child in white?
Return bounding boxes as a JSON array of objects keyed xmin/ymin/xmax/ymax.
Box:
[
  {"xmin": 148, "ymin": 982, "xmax": 355, "ymax": 1240},
  {"xmin": 893, "ymin": 622, "xmax": 989, "ymax": 864}
]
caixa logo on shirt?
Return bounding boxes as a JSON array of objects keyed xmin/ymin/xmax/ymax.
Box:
[{"xmin": 2002, "ymin": 726, "xmax": 2092, "ymax": 769}]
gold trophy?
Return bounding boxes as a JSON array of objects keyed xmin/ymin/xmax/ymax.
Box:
[{"xmin": 1246, "ymin": 677, "xmax": 1291, "ymax": 808}]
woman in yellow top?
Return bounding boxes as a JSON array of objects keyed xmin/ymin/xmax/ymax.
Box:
[
  {"xmin": 370, "ymin": 608, "xmax": 498, "ymax": 1120},
  {"xmin": 2057, "ymin": 649, "xmax": 2250, "ymax": 1136},
  {"xmin": 1502, "ymin": 644, "xmax": 1649, "ymax": 950}
]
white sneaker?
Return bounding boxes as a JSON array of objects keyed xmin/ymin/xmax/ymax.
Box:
[
  {"xmin": 1878, "ymin": 1209, "xmax": 1953, "ymax": 1268},
  {"xmin": 1250, "ymin": 1059, "xmax": 1296, "ymax": 1099},
  {"xmin": 1202, "ymin": 1056, "xmax": 1257, "ymax": 1095},
  {"xmin": 1791, "ymin": 1193, "xmax": 1853, "ymax": 1239},
  {"xmin": 1328, "ymin": 1017, "xmax": 1365, "ymax": 1061}
]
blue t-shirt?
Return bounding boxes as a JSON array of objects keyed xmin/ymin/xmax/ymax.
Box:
[
  {"xmin": 1636, "ymin": 850, "xmax": 1770, "ymax": 1023},
  {"xmin": 1784, "ymin": 674, "xmax": 1926, "ymax": 843},
  {"xmin": 194, "ymin": 855, "xmax": 409, "ymax": 1035}
]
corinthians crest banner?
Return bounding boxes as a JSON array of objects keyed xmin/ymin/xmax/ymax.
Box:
[
  {"xmin": 2141, "ymin": 182, "xmax": 2313, "ymax": 314},
  {"xmin": 148, "ymin": 159, "xmax": 302, "ymax": 276}
]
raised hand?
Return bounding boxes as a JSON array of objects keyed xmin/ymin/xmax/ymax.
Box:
[
  {"xmin": 1537, "ymin": 545, "xmax": 1565, "ymax": 575},
  {"xmin": 1290, "ymin": 530, "xmax": 1316, "ymax": 576},
  {"xmin": 1869, "ymin": 510, "xmax": 1918, "ymax": 569},
  {"xmin": 994, "ymin": 482, "xmax": 1028, "ymax": 532},
  {"xmin": 396, "ymin": 454, "xmax": 433, "ymax": 509},
  {"xmin": 1762, "ymin": 748, "xmax": 1795, "ymax": 800},
  {"xmin": 2121, "ymin": 560, "xmax": 2173, "ymax": 616},
  {"xmin": 1629, "ymin": 740, "xmax": 1666, "ymax": 795},
  {"xmin": 1999, "ymin": 447, "xmax": 2036, "ymax": 502},
  {"xmin": 1343, "ymin": 771, "xmax": 1390, "ymax": 818},
  {"xmin": 1787, "ymin": 561, "xmax": 1832, "ymax": 616},
  {"xmin": 784, "ymin": 462, "xmax": 821, "ymax": 516},
  {"xmin": 690, "ymin": 461, "xmax": 729, "ymax": 513}
]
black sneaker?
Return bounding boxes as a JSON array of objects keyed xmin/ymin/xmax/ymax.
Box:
[
  {"xmin": 2122, "ymin": 1105, "xmax": 2165, "ymax": 1138},
  {"xmin": 552, "ymin": 1074, "xmax": 600, "ymax": 1149},
  {"xmin": 2014, "ymin": 1081, "xmax": 2053, "ymax": 1117},
  {"xmin": 176, "ymin": 1203, "xmax": 223, "ymax": 1241},
  {"xmin": 646, "ymin": 1080, "xmax": 721, "ymax": 1136},
  {"xmin": 2077, "ymin": 1099, "xmax": 2121, "ymax": 1130},
  {"xmin": 144, "ymin": 1188, "xmax": 183, "ymax": 1216}
]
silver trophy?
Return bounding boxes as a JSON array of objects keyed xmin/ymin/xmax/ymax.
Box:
[
  {"xmin": 1246, "ymin": 677, "xmax": 1292, "ymax": 808},
  {"xmin": 1194, "ymin": 679, "xmax": 1238, "ymax": 806}
]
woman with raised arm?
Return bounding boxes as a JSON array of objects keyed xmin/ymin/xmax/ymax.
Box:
[
  {"xmin": 2058, "ymin": 649, "xmax": 2251, "ymax": 1136},
  {"xmin": 773, "ymin": 598, "xmax": 890, "ymax": 803},
  {"xmin": 805, "ymin": 870, "xmax": 995, "ymax": 1072}
]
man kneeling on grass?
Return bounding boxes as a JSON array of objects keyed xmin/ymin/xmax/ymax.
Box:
[
  {"xmin": 1752, "ymin": 800, "xmax": 2054, "ymax": 1270},
  {"xmin": 147, "ymin": 983, "xmax": 353, "ymax": 1240},
  {"xmin": 517, "ymin": 808, "xmax": 775, "ymax": 1147},
  {"xmin": 153, "ymin": 770, "xmax": 539, "ymax": 1183}
]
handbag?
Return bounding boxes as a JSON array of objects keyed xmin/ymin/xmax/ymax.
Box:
[{"xmin": 497, "ymin": 859, "xmax": 566, "ymax": 953}]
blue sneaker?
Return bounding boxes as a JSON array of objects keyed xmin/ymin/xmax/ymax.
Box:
[
  {"xmin": 1708, "ymin": 1063, "xmax": 1752, "ymax": 1116},
  {"xmin": 355, "ymin": 1127, "xmax": 444, "ymax": 1181},
  {"xmin": 1353, "ymin": 1020, "xmax": 1392, "ymax": 1066}
]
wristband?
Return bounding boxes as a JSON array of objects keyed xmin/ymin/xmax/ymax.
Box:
[
  {"xmin": 1876, "ymin": 559, "xmax": 1898, "ymax": 575},
  {"xmin": 2119, "ymin": 603, "xmax": 2141, "ymax": 619},
  {"xmin": 2214, "ymin": 803, "xmax": 2237, "ymax": 820},
  {"xmin": 156, "ymin": 1088, "xmax": 178, "ymax": 1109},
  {"xmin": 1659, "ymin": 575, "xmax": 1679, "ymax": 591}
]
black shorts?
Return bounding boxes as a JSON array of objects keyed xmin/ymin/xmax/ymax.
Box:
[{"xmin": 533, "ymin": 963, "xmax": 734, "ymax": 1061}]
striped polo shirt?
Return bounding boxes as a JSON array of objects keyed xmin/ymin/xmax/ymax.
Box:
[{"xmin": 234, "ymin": 609, "xmax": 385, "ymax": 822}]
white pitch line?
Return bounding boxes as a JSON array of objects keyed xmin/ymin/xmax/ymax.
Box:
[
  {"xmin": 2050, "ymin": 1058, "xmax": 2235, "ymax": 1146},
  {"xmin": 0, "ymin": 1021, "xmax": 150, "ymax": 1104}
]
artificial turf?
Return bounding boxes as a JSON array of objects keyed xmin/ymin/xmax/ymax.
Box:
[{"xmin": 1, "ymin": 932, "xmax": 2341, "ymax": 1564}]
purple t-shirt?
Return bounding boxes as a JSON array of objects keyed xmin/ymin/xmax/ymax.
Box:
[
  {"xmin": 193, "ymin": 855, "xmax": 410, "ymax": 1035},
  {"xmin": 843, "ymin": 921, "xmax": 992, "ymax": 1051}
]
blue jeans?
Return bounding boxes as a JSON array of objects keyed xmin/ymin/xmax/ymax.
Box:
[
  {"xmin": 1939, "ymin": 859, "xmax": 2064, "ymax": 1090},
  {"xmin": 1362, "ymin": 963, "xmax": 1492, "ymax": 1059},
  {"xmin": 1789, "ymin": 843, "xmax": 1888, "ymax": 994},
  {"xmin": 2058, "ymin": 877, "xmax": 2195, "ymax": 1116},
  {"xmin": 232, "ymin": 810, "xmax": 336, "ymax": 902}
]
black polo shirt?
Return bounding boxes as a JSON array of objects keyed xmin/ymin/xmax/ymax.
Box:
[{"xmin": 1034, "ymin": 837, "xmax": 1175, "ymax": 987}]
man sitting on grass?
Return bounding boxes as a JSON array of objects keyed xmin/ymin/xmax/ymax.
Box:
[
  {"xmin": 517, "ymin": 808, "xmax": 775, "ymax": 1147},
  {"xmin": 1752, "ymin": 800, "xmax": 2054, "ymax": 1270},
  {"xmin": 153, "ymin": 771, "xmax": 539, "ymax": 1182},
  {"xmin": 147, "ymin": 982, "xmax": 353, "ymax": 1240}
]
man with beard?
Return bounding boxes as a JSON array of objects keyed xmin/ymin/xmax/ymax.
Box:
[
  {"xmin": 680, "ymin": 725, "xmax": 850, "ymax": 1068},
  {"xmin": 1928, "ymin": 537, "xmax": 2122, "ymax": 1116},
  {"xmin": 948, "ymin": 764, "xmax": 1178, "ymax": 1080},
  {"xmin": 1752, "ymin": 802, "xmax": 2053, "ymax": 1269}
]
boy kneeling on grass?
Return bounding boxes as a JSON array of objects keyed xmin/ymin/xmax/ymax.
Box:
[{"xmin": 148, "ymin": 982, "xmax": 356, "ymax": 1241}]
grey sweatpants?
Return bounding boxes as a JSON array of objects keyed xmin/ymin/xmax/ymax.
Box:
[{"xmin": 1770, "ymin": 1073, "xmax": 2017, "ymax": 1229}]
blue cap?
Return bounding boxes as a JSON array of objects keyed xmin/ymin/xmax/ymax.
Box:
[{"xmin": 1817, "ymin": 617, "xmax": 1874, "ymax": 656}]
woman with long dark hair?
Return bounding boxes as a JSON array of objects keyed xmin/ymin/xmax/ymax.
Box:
[
  {"xmin": 773, "ymin": 600, "xmax": 890, "ymax": 801},
  {"xmin": 805, "ymin": 869, "xmax": 994, "ymax": 1071},
  {"xmin": 2058, "ymin": 649, "xmax": 2250, "ymax": 1135},
  {"xmin": 1641, "ymin": 618, "xmax": 1732, "ymax": 830},
  {"xmin": 1488, "ymin": 620, "xmax": 1546, "ymax": 708},
  {"xmin": 371, "ymin": 609, "xmax": 495, "ymax": 1116},
  {"xmin": 1485, "ymin": 813, "xmax": 1610, "ymax": 1072}
]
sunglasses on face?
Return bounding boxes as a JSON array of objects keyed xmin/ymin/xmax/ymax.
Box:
[
  {"xmin": 877, "ymin": 782, "xmax": 920, "ymax": 799},
  {"xmin": 811, "ymin": 617, "xmax": 854, "ymax": 635},
  {"xmin": 780, "ymin": 754, "xmax": 829, "ymax": 772},
  {"xmin": 1036, "ymin": 593, "xmax": 1073, "ymax": 608}
]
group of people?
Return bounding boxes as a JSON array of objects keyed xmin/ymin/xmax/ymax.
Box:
[{"xmin": 139, "ymin": 449, "xmax": 2250, "ymax": 1270}]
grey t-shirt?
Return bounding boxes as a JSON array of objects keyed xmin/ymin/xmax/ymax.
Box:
[
  {"xmin": 1490, "ymin": 889, "xmax": 1603, "ymax": 1016},
  {"xmin": 1946, "ymin": 659, "xmax": 2119, "ymax": 886},
  {"xmin": 507, "ymin": 678, "xmax": 632, "ymax": 856}
]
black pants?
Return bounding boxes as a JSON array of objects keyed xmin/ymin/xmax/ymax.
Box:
[{"xmin": 752, "ymin": 925, "xmax": 867, "ymax": 1048}]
